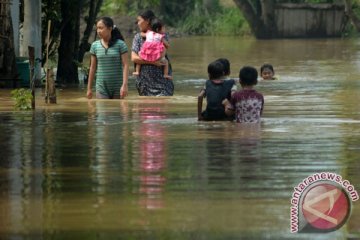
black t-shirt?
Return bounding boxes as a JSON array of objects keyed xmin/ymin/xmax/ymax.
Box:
[{"xmin": 202, "ymin": 79, "xmax": 236, "ymax": 120}]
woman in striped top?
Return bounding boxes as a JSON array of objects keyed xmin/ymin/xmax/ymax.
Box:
[{"xmin": 87, "ymin": 17, "xmax": 129, "ymax": 99}]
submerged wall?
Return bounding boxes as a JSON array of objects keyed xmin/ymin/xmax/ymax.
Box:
[{"xmin": 275, "ymin": 3, "xmax": 346, "ymax": 38}]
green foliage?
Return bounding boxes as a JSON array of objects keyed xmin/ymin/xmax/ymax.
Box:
[
  {"xmin": 212, "ymin": 7, "xmax": 250, "ymax": 36},
  {"xmin": 128, "ymin": 0, "xmax": 161, "ymax": 14},
  {"xmin": 157, "ymin": 0, "xmax": 197, "ymax": 26},
  {"xmin": 99, "ymin": 0, "xmax": 128, "ymax": 15},
  {"xmin": 100, "ymin": 0, "xmax": 161, "ymax": 16},
  {"xmin": 342, "ymin": 1, "xmax": 360, "ymax": 37},
  {"xmin": 179, "ymin": 14, "xmax": 212, "ymax": 35},
  {"xmin": 11, "ymin": 89, "xmax": 33, "ymax": 110},
  {"xmin": 41, "ymin": 0, "xmax": 62, "ymax": 65},
  {"xmin": 98, "ymin": 0, "xmax": 357, "ymax": 37},
  {"xmin": 179, "ymin": 6, "xmax": 249, "ymax": 36},
  {"xmin": 302, "ymin": 0, "xmax": 335, "ymax": 2},
  {"xmin": 74, "ymin": 60, "xmax": 90, "ymax": 76},
  {"xmin": 277, "ymin": 0, "xmax": 335, "ymax": 2},
  {"xmin": 99, "ymin": 0, "xmax": 249, "ymax": 36}
]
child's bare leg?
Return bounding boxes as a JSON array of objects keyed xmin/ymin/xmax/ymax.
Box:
[
  {"xmin": 160, "ymin": 52, "xmax": 172, "ymax": 80},
  {"xmin": 133, "ymin": 64, "xmax": 141, "ymax": 76},
  {"xmin": 163, "ymin": 59, "xmax": 172, "ymax": 79}
]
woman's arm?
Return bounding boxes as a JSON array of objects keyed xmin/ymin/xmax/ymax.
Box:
[
  {"xmin": 131, "ymin": 51, "xmax": 164, "ymax": 67},
  {"xmin": 87, "ymin": 55, "xmax": 97, "ymax": 99},
  {"xmin": 120, "ymin": 52, "xmax": 129, "ymax": 98},
  {"xmin": 162, "ymin": 38, "xmax": 170, "ymax": 49}
]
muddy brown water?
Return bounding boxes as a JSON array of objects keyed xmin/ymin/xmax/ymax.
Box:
[{"xmin": 0, "ymin": 37, "xmax": 359, "ymax": 239}]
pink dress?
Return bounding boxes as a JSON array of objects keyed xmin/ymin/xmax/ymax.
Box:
[{"xmin": 139, "ymin": 31, "xmax": 165, "ymax": 62}]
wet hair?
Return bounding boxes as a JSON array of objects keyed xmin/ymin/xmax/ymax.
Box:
[
  {"xmin": 97, "ymin": 16, "xmax": 124, "ymax": 47},
  {"xmin": 216, "ymin": 58, "xmax": 230, "ymax": 76},
  {"xmin": 208, "ymin": 61, "xmax": 225, "ymax": 80},
  {"xmin": 138, "ymin": 9, "xmax": 156, "ymax": 23},
  {"xmin": 260, "ymin": 64, "xmax": 274, "ymax": 74},
  {"xmin": 239, "ymin": 66, "xmax": 258, "ymax": 86},
  {"xmin": 151, "ymin": 18, "xmax": 164, "ymax": 33}
]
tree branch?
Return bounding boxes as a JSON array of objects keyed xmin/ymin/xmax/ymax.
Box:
[
  {"xmin": 232, "ymin": 0, "xmax": 266, "ymax": 38},
  {"xmin": 344, "ymin": 0, "xmax": 360, "ymax": 32}
]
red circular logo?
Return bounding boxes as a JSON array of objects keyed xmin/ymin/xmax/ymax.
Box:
[{"xmin": 301, "ymin": 183, "xmax": 350, "ymax": 231}]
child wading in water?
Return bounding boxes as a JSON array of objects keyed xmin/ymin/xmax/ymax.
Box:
[
  {"xmin": 260, "ymin": 63, "xmax": 277, "ymax": 80},
  {"xmin": 198, "ymin": 59, "xmax": 237, "ymax": 121},
  {"xmin": 133, "ymin": 18, "xmax": 171, "ymax": 79},
  {"xmin": 228, "ymin": 66, "xmax": 264, "ymax": 123},
  {"xmin": 87, "ymin": 17, "xmax": 129, "ymax": 99}
]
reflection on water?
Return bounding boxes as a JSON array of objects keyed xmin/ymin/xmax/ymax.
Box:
[
  {"xmin": 137, "ymin": 105, "xmax": 167, "ymax": 210},
  {"xmin": 1, "ymin": 37, "xmax": 360, "ymax": 239}
]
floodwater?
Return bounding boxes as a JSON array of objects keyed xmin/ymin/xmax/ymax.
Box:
[{"xmin": 1, "ymin": 37, "xmax": 360, "ymax": 239}]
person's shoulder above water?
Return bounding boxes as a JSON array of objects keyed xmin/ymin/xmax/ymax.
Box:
[
  {"xmin": 210, "ymin": 79, "xmax": 224, "ymax": 84},
  {"xmin": 225, "ymin": 78, "xmax": 236, "ymax": 84},
  {"xmin": 259, "ymin": 75, "xmax": 279, "ymax": 81}
]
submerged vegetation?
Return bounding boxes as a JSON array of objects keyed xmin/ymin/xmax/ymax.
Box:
[{"xmin": 11, "ymin": 89, "xmax": 33, "ymax": 110}]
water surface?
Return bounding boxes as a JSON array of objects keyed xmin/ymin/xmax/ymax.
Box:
[{"xmin": 1, "ymin": 37, "xmax": 360, "ymax": 239}]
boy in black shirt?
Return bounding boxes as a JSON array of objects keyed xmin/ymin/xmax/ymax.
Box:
[{"xmin": 198, "ymin": 59, "xmax": 237, "ymax": 121}]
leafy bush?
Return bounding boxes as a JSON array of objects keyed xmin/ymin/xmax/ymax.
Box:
[
  {"xmin": 212, "ymin": 8, "xmax": 250, "ymax": 36},
  {"xmin": 11, "ymin": 89, "xmax": 33, "ymax": 110},
  {"xmin": 178, "ymin": 7, "xmax": 250, "ymax": 36},
  {"xmin": 179, "ymin": 14, "xmax": 213, "ymax": 35}
]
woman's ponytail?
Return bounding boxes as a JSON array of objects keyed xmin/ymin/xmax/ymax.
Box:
[{"xmin": 110, "ymin": 25, "xmax": 125, "ymax": 47}]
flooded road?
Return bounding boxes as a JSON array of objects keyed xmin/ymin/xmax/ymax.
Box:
[{"xmin": 1, "ymin": 37, "xmax": 360, "ymax": 239}]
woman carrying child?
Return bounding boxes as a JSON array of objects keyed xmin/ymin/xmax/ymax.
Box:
[
  {"xmin": 131, "ymin": 10, "xmax": 174, "ymax": 96},
  {"xmin": 133, "ymin": 18, "xmax": 171, "ymax": 80}
]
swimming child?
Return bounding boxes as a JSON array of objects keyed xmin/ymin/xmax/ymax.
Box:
[
  {"xmin": 260, "ymin": 63, "xmax": 277, "ymax": 80},
  {"xmin": 198, "ymin": 59, "xmax": 237, "ymax": 121},
  {"xmin": 230, "ymin": 66, "xmax": 264, "ymax": 123},
  {"xmin": 133, "ymin": 18, "xmax": 171, "ymax": 79}
]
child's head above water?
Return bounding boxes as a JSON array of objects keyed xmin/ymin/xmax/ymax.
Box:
[
  {"xmin": 239, "ymin": 66, "xmax": 258, "ymax": 87},
  {"xmin": 216, "ymin": 58, "xmax": 230, "ymax": 76},
  {"xmin": 260, "ymin": 64, "xmax": 275, "ymax": 80},
  {"xmin": 151, "ymin": 18, "xmax": 164, "ymax": 33},
  {"xmin": 208, "ymin": 60, "xmax": 225, "ymax": 80}
]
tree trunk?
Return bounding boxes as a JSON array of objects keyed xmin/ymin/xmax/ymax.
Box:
[
  {"xmin": 344, "ymin": 0, "xmax": 360, "ymax": 32},
  {"xmin": 0, "ymin": 2, "xmax": 17, "ymax": 80},
  {"xmin": 22, "ymin": 0, "xmax": 42, "ymax": 81},
  {"xmin": 232, "ymin": 0, "xmax": 268, "ymax": 38},
  {"xmin": 57, "ymin": 0, "xmax": 82, "ymax": 85},
  {"xmin": 260, "ymin": 0, "xmax": 277, "ymax": 38},
  {"xmin": 78, "ymin": 0, "xmax": 103, "ymax": 63},
  {"xmin": 10, "ymin": 0, "xmax": 20, "ymax": 56}
]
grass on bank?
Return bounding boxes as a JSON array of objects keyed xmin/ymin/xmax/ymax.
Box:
[{"xmin": 178, "ymin": 7, "xmax": 251, "ymax": 36}]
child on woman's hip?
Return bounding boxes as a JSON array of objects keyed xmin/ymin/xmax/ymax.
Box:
[{"xmin": 133, "ymin": 18, "xmax": 172, "ymax": 80}]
